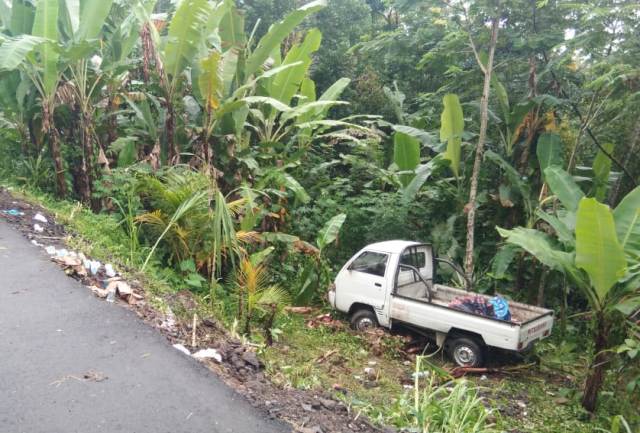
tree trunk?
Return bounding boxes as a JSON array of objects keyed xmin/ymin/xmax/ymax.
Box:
[
  {"xmin": 79, "ymin": 110, "xmax": 94, "ymax": 205},
  {"xmin": 464, "ymin": 14, "xmax": 500, "ymax": 284},
  {"xmin": 166, "ymin": 101, "xmax": 178, "ymax": 165},
  {"xmin": 43, "ymin": 101, "xmax": 67, "ymax": 197},
  {"xmin": 264, "ymin": 304, "xmax": 277, "ymax": 346},
  {"xmin": 581, "ymin": 312, "xmax": 610, "ymax": 412},
  {"xmin": 536, "ymin": 268, "xmax": 548, "ymax": 306}
]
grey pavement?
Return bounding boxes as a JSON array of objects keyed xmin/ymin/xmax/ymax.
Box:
[{"xmin": 0, "ymin": 220, "xmax": 288, "ymax": 433}]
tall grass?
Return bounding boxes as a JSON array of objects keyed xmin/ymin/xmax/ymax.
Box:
[{"xmin": 410, "ymin": 357, "xmax": 497, "ymax": 433}]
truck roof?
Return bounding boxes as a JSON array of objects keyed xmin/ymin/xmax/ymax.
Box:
[{"xmin": 365, "ymin": 240, "xmax": 423, "ymax": 254}]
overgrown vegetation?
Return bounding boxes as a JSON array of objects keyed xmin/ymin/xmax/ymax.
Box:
[{"xmin": 1, "ymin": 0, "xmax": 639, "ymax": 431}]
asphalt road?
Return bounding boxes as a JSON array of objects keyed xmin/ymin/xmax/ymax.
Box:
[{"xmin": 0, "ymin": 220, "xmax": 289, "ymax": 433}]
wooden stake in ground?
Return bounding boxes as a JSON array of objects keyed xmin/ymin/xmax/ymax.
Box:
[
  {"xmin": 192, "ymin": 314, "xmax": 197, "ymax": 348},
  {"xmin": 464, "ymin": 10, "xmax": 500, "ymax": 285}
]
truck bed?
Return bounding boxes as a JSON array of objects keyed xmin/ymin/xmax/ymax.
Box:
[
  {"xmin": 392, "ymin": 282, "xmax": 554, "ymax": 351},
  {"xmin": 396, "ymin": 281, "xmax": 549, "ymax": 324}
]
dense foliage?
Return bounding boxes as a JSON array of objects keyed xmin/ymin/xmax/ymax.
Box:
[{"xmin": 0, "ymin": 0, "xmax": 639, "ymax": 427}]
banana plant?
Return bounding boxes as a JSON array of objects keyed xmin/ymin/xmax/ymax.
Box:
[
  {"xmin": 0, "ymin": 0, "xmax": 68, "ymax": 195},
  {"xmin": 295, "ymin": 213, "xmax": 346, "ymax": 305},
  {"xmin": 498, "ymin": 166, "xmax": 640, "ymax": 412},
  {"xmin": 0, "ymin": 0, "xmax": 136, "ymax": 197}
]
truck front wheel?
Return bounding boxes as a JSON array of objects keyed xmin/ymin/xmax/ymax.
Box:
[
  {"xmin": 448, "ymin": 336, "xmax": 484, "ymax": 367},
  {"xmin": 350, "ymin": 309, "xmax": 378, "ymax": 331}
]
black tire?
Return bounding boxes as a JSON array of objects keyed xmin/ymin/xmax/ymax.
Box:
[
  {"xmin": 448, "ymin": 336, "xmax": 485, "ymax": 367},
  {"xmin": 350, "ymin": 309, "xmax": 378, "ymax": 331}
]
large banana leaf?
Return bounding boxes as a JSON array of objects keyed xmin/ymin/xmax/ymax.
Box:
[
  {"xmin": 440, "ymin": 93, "xmax": 463, "ymax": 177},
  {"xmin": 163, "ymin": 0, "xmax": 211, "ymax": 82},
  {"xmin": 75, "ymin": 0, "xmax": 113, "ymax": 41},
  {"xmin": 613, "ymin": 185, "xmax": 640, "ymax": 253},
  {"xmin": 297, "ymin": 77, "xmax": 350, "ymax": 124},
  {"xmin": 280, "ymin": 100, "xmax": 347, "ymax": 123},
  {"xmin": 204, "ymin": 0, "xmax": 231, "ymax": 40},
  {"xmin": 244, "ymin": 95, "xmax": 291, "ymax": 112},
  {"xmin": 392, "ymin": 125, "xmax": 434, "ymax": 147},
  {"xmin": 244, "ymin": 0, "xmax": 325, "ymax": 78},
  {"xmin": 63, "ymin": 0, "xmax": 79, "ymax": 34},
  {"xmin": 316, "ymin": 213, "xmax": 346, "ymax": 251},
  {"xmin": 221, "ymin": 48, "xmax": 239, "ymax": 96},
  {"xmin": 0, "ymin": 35, "xmax": 47, "ymax": 70},
  {"xmin": 536, "ymin": 209, "xmax": 575, "ymax": 247},
  {"xmin": 544, "ymin": 166, "xmax": 584, "ymax": 211},
  {"xmin": 219, "ymin": 2, "xmax": 244, "ymax": 50},
  {"xmin": 197, "ymin": 50, "xmax": 222, "ymax": 111},
  {"xmin": 536, "ymin": 132, "xmax": 563, "ymax": 177},
  {"xmin": 401, "ymin": 155, "xmax": 444, "ymax": 201},
  {"xmin": 497, "ymin": 226, "xmax": 588, "ymax": 289},
  {"xmin": 270, "ymin": 28, "xmax": 321, "ymax": 105},
  {"xmin": 575, "ymin": 198, "xmax": 627, "ymax": 301},
  {"xmin": 31, "ymin": 0, "xmax": 58, "ymax": 95},
  {"xmin": 393, "ymin": 131, "xmax": 420, "ymax": 187},
  {"xmin": 10, "ymin": 0, "xmax": 35, "ymax": 35},
  {"xmin": 300, "ymin": 77, "xmax": 315, "ymax": 102}
]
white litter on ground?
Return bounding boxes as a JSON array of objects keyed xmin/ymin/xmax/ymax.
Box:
[
  {"xmin": 33, "ymin": 213, "xmax": 48, "ymax": 224},
  {"xmin": 105, "ymin": 263, "xmax": 116, "ymax": 277},
  {"xmin": 173, "ymin": 344, "xmax": 191, "ymax": 356},
  {"xmin": 192, "ymin": 348, "xmax": 222, "ymax": 363},
  {"xmin": 33, "ymin": 224, "xmax": 44, "ymax": 233},
  {"xmin": 89, "ymin": 260, "xmax": 101, "ymax": 275}
]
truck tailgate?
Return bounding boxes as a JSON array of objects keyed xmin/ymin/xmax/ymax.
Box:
[{"xmin": 517, "ymin": 313, "xmax": 554, "ymax": 350}]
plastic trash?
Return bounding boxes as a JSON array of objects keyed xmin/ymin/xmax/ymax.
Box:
[
  {"xmin": 173, "ymin": 344, "xmax": 191, "ymax": 356},
  {"xmin": 106, "ymin": 288, "xmax": 116, "ymax": 303},
  {"xmin": 490, "ymin": 296, "xmax": 511, "ymax": 321},
  {"xmin": 89, "ymin": 260, "xmax": 101, "ymax": 275},
  {"xmin": 104, "ymin": 264, "xmax": 116, "ymax": 278},
  {"xmin": 31, "ymin": 240, "xmax": 42, "ymax": 247},
  {"xmin": 45, "ymin": 246, "xmax": 57, "ymax": 255},
  {"xmin": 192, "ymin": 348, "xmax": 222, "ymax": 363},
  {"xmin": 33, "ymin": 223, "xmax": 44, "ymax": 233},
  {"xmin": 83, "ymin": 258, "xmax": 91, "ymax": 270},
  {"xmin": 56, "ymin": 249, "xmax": 68, "ymax": 257},
  {"xmin": 2, "ymin": 209, "xmax": 24, "ymax": 216},
  {"xmin": 33, "ymin": 213, "xmax": 48, "ymax": 223}
]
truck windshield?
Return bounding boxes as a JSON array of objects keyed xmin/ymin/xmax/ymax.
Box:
[{"xmin": 350, "ymin": 251, "xmax": 388, "ymax": 277}]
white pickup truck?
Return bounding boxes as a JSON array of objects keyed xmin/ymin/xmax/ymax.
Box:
[{"xmin": 328, "ymin": 241, "xmax": 554, "ymax": 367}]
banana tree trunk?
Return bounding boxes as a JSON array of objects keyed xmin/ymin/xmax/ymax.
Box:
[
  {"xmin": 581, "ymin": 312, "xmax": 610, "ymax": 412},
  {"xmin": 43, "ymin": 101, "xmax": 67, "ymax": 197}
]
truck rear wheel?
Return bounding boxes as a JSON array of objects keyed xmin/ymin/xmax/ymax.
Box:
[
  {"xmin": 448, "ymin": 336, "xmax": 484, "ymax": 367},
  {"xmin": 350, "ymin": 309, "xmax": 378, "ymax": 331}
]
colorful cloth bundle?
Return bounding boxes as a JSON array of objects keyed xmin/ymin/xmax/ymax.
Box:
[
  {"xmin": 448, "ymin": 294, "xmax": 511, "ymax": 321},
  {"xmin": 489, "ymin": 296, "xmax": 511, "ymax": 321}
]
